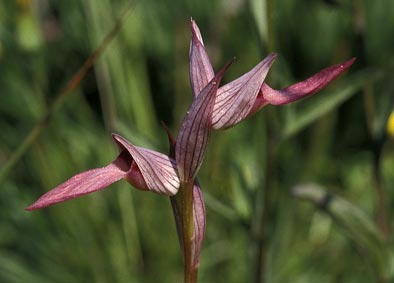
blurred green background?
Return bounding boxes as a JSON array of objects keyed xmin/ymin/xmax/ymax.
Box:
[{"xmin": 1, "ymin": 0, "xmax": 394, "ymax": 282}]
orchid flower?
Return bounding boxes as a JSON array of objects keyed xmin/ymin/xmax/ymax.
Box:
[{"xmin": 189, "ymin": 19, "xmax": 356, "ymax": 130}]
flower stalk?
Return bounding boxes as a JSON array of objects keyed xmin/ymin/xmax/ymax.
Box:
[{"xmin": 180, "ymin": 181, "xmax": 198, "ymax": 283}]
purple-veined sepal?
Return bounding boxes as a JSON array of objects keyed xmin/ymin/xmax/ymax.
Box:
[
  {"xmin": 211, "ymin": 53, "xmax": 277, "ymax": 130},
  {"xmin": 189, "ymin": 18, "xmax": 215, "ymax": 97},
  {"xmin": 176, "ymin": 60, "xmax": 233, "ymax": 183}
]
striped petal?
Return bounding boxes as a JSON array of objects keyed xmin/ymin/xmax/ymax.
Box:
[
  {"xmin": 212, "ymin": 53, "xmax": 277, "ymax": 130},
  {"xmin": 248, "ymin": 58, "xmax": 356, "ymax": 117},
  {"xmin": 113, "ymin": 134, "xmax": 180, "ymax": 195},
  {"xmin": 189, "ymin": 19, "xmax": 214, "ymax": 97},
  {"xmin": 176, "ymin": 61, "xmax": 232, "ymax": 183}
]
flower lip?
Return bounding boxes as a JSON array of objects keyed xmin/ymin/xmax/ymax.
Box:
[
  {"xmin": 246, "ymin": 57, "xmax": 357, "ymax": 118},
  {"xmin": 262, "ymin": 57, "xmax": 356, "ymax": 106},
  {"xmin": 111, "ymin": 134, "xmax": 153, "ymax": 191}
]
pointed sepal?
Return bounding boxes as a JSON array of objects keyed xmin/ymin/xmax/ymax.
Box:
[
  {"xmin": 211, "ymin": 53, "xmax": 277, "ymax": 130},
  {"xmin": 189, "ymin": 19, "xmax": 215, "ymax": 97},
  {"xmin": 176, "ymin": 60, "xmax": 233, "ymax": 183}
]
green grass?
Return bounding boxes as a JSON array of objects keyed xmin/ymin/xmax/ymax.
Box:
[{"xmin": 1, "ymin": 0, "xmax": 394, "ymax": 282}]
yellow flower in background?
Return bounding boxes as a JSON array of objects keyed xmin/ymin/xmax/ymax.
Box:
[{"xmin": 387, "ymin": 111, "xmax": 394, "ymax": 138}]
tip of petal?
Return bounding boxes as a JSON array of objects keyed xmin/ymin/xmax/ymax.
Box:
[
  {"xmin": 161, "ymin": 121, "xmax": 176, "ymax": 158},
  {"xmin": 25, "ymin": 205, "xmax": 38, "ymax": 211},
  {"xmin": 161, "ymin": 121, "xmax": 176, "ymax": 144},
  {"xmin": 340, "ymin": 57, "xmax": 357, "ymax": 70},
  {"xmin": 111, "ymin": 133, "xmax": 121, "ymax": 140},
  {"xmin": 190, "ymin": 19, "xmax": 204, "ymax": 45},
  {"xmin": 267, "ymin": 52, "xmax": 278, "ymax": 63},
  {"xmin": 216, "ymin": 57, "xmax": 235, "ymax": 79},
  {"xmin": 111, "ymin": 133, "xmax": 127, "ymax": 152},
  {"xmin": 112, "ymin": 133, "xmax": 130, "ymax": 149},
  {"xmin": 25, "ymin": 201, "xmax": 50, "ymax": 211}
]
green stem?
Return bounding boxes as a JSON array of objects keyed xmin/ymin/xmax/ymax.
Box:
[{"xmin": 179, "ymin": 181, "xmax": 198, "ymax": 283}]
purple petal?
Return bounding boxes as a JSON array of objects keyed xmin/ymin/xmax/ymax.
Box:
[
  {"xmin": 248, "ymin": 58, "xmax": 356, "ymax": 116},
  {"xmin": 176, "ymin": 60, "xmax": 232, "ymax": 183},
  {"xmin": 189, "ymin": 19, "xmax": 215, "ymax": 97},
  {"xmin": 211, "ymin": 53, "xmax": 277, "ymax": 130},
  {"xmin": 26, "ymin": 158, "xmax": 127, "ymax": 210},
  {"xmin": 191, "ymin": 181, "xmax": 206, "ymax": 269},
  {"xmin": 113, "ymin": 134, "xmax": 180, "ymax": 195}
]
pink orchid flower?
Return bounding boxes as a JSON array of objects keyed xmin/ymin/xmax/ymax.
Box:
[{"xmin": 189, "ymin": 19, "xmax": 356, "ymax": 130}]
